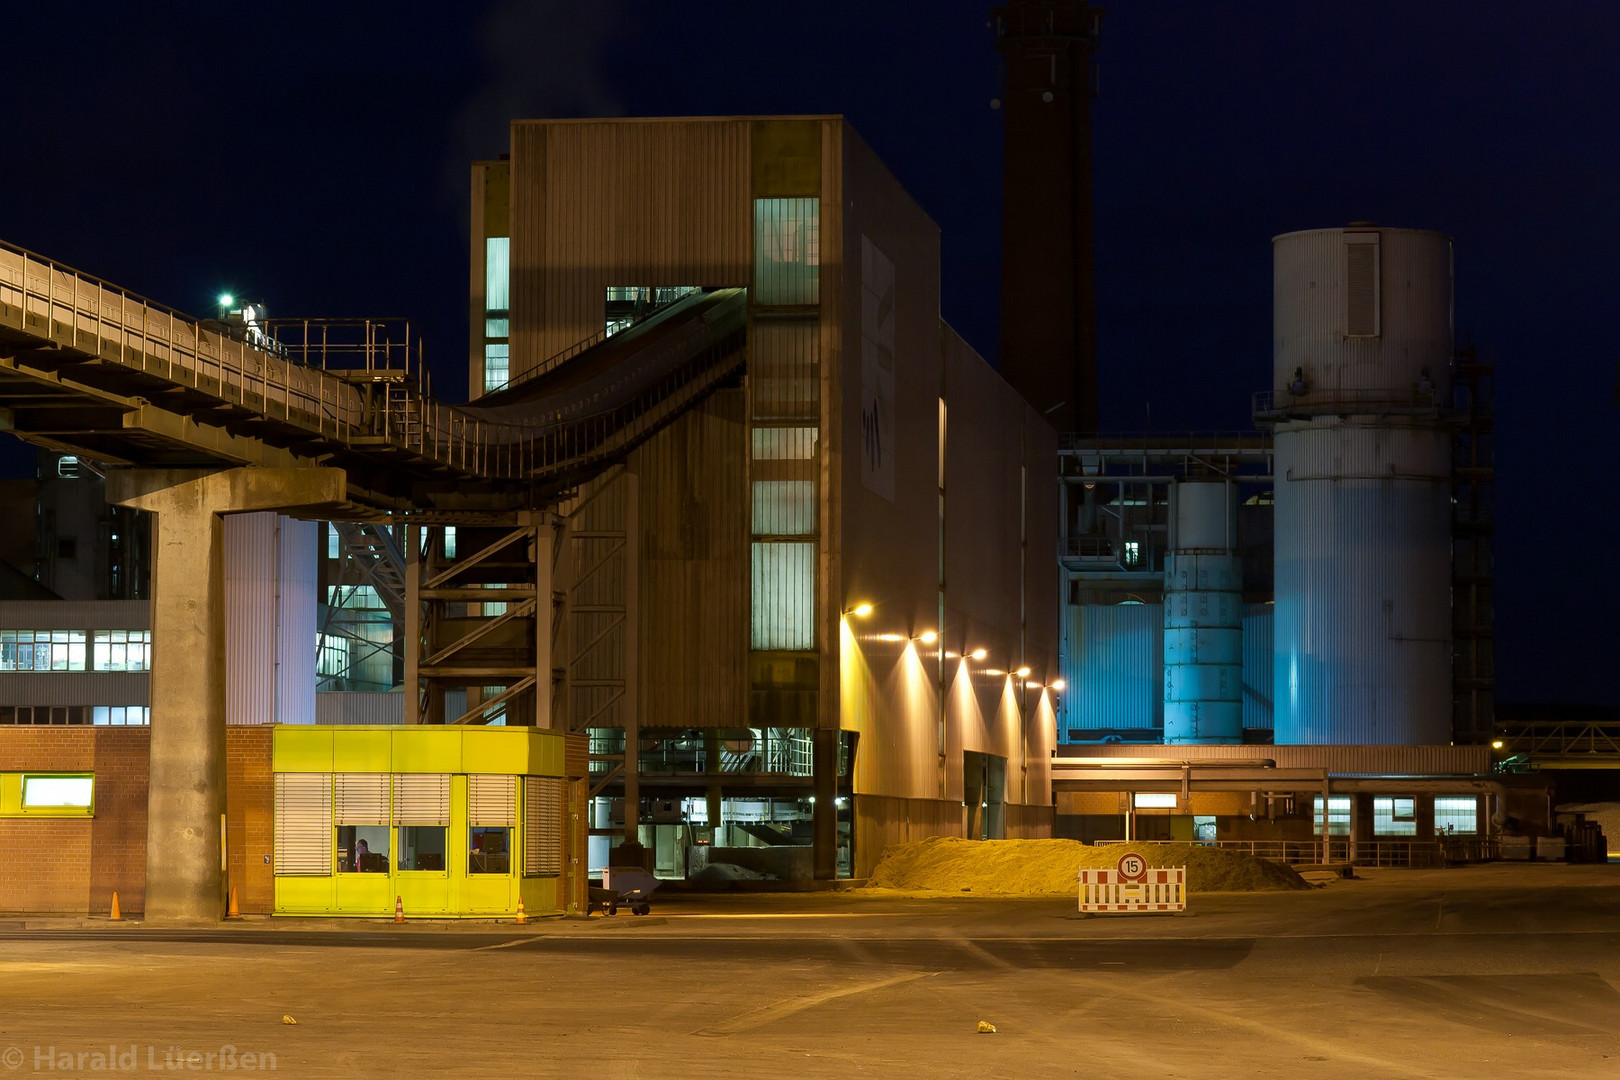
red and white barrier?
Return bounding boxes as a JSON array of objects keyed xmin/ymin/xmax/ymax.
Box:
[{"xmin": 1078, "ymin": 867, "xmax": 1186, "ymax": 913}]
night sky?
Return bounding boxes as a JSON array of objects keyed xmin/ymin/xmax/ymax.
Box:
[{"xmin": 4, "ymin": 1, "xmax": 1616, "ymax": 708}]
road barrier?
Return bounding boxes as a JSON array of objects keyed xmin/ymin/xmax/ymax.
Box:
[{"xmin": 1078, "ymin": 866, "xmax": 1186, "ymax": 913}]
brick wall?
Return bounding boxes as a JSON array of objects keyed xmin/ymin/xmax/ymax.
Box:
[
  {"xmin": 90, "ymin": 728, "xmax": 149, "ymax": 914},
  {"xmin": 226, "ymin": 726, "xmax": 274, "ymax": 914},
  {"xmin": 0, "ymin": 728, "xmax": 139, "ymax": 915}
]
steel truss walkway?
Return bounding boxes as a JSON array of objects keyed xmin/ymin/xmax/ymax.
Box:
[{"xmin": 0, "ymin": 240, "xmax": 746, "ymax": 514}]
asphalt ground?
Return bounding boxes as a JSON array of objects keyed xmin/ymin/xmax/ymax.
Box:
[{"xmin": 1, "ymin": 863, "xmax": 1617, "ymax": 1079}]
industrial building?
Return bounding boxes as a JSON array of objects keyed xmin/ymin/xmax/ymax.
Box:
[
  {"xmin": 0, "ymin": 113, "xmax": 1059, "ymax": 918},
  {"xmin": 0, "ymin": 7, "xmax": 1603, "ymax": 926}
]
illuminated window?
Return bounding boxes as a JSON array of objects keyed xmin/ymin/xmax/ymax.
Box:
[
  {"xmin": 751, "ymin": 542, "xmax": 814, "ymax": 650},
  {"xmin": 443, "ymin": 526, "xmax": 457, "ymax": 559},
  {"xmin": 91, "ymin": 630, "xmax": 150, "ymax": 672},
  {"xmin": 1311, "ymin": 796, "xmax": 1352, "ymax": 836},
  {"xmin": 754, "ymin": 199, "xmax": 820, "ymax": 305},
  {"xmin": 0, "ymin": 630, "xmax": 86, "ymax": 672},
  {"xmin": 394, "ymin": 773, "xmax": 450, "ymax": 872},
  {"xmin": 1373, "ymin": 796, "xmax": 1417, "ymax": 836},
  {"xmin": 91, "ymin": 706, "xmax": 149, "ymax": 726},
  {"xmin": 1133, "ymin": 793, "xmax": 1178, "ymax": 809},
  {"xmin": 1124, "ymin": 540, "xmax": 1141, "ymax": 566},
  {"xmin": 485, "ymin": 237, "xmax": 510, "ymax": 313},
  {"xmin": 1434, "ymin": 797, "xmax": 1479, "ymax": 835},
  {"xmin": 327, "ymin": 522, "xmax": 340, "ymax": 559},
  {"xmin": 316, "ymin": 634, "xmax": 350, "ymax": 678},
  {"xmin": 751, "ymin": 480, "xmax": 815, "ymax": 536},
  {"xmin": 752, "ymin": 427, "xmax": 817, "ymax": 460},
  {"xmin": 484, "ymin": 344, "xmax": 510, "ymax": 392},
  {"xmin": 22, "ymin": 774, "xmax": 94, "ymax": 810}
]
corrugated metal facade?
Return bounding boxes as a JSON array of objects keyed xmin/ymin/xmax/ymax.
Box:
[
  {"xmin": 225, "ymin": 513, "xmax": 316, "ymax": 726},
  {"xmin": 0, "ymin": 670, "xmax": 147, "ymax": 708},
  {"xmin": 315, "ymin": 691, "xmax": 403, "ymax": 726},
  {"xmin": 565, "ymin": 469, "xmax": 633, "ymax": 733},
  {"xmin": 629, "ymin": 391, "xmax": 749, "ymax": 729},
  {"xmin": 1242, "ymin": 604, "xmax": 1274, "ymax": 731},
  {"xmin": 1065, "ymin": 603, "xmax": 1163, "ymax": 733},
  {"xmin": 833, "ymin": 122, "xmax": 1058, "ymax": 809},
  {"xmin": 508, "ymin": 119, "xmax": 753, "ymax": 384},
  {"xmin": 0, "ymin": 599, "xmax": 147, "ymax": 629},
  {"xmin": 1273, "ymin": 226, "xmax": 1453, "ymax": 395},
  {"xmin": 1272, "ymin": 472, "xmax": 1453, "ymax": 744}
]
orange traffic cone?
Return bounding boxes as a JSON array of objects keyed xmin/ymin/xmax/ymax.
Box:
[
  {"xmin": 394, "ymin": 895, "xmax": 404, "ymax": 923},
  {"xmin": 227, "ymin": 886, "xmax": 241, "ymax": 919},
  {"xmin": 109, "ymin": 891, "xmax": 122, "ymax": 921},
  {"xmin": 515, "ymin": 898, "xmax": 527, "ymax": 925}
]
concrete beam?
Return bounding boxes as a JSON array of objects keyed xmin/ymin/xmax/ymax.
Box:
[{"xmin": 109, "ymin": 466, "xmax": 346, "ymax": 924}]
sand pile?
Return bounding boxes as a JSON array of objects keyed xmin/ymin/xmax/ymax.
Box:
[
  {"xmin": 1558, "ymin": 802, "xmax": 1619, "ymax": 856},
  {"xmin": 866, "ymin": 836, "xmax": 1309, "ymax": 894}
]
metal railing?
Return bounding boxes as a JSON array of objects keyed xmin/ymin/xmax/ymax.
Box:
[
  {"xmin": 376, "ymin": 290, "xmax": 746, "ymax": 481},
  {"xmin": 1253, "ymin": 386, "xmax": 1449, "ymax": 419},
  {"xmin": 0, "ymin": 239, "xmax": 367, "ymax": 443},
  {"xmin": 630, "ymin": 727, "xmax": 815, "ymax": 777},
  {"xmin": 1095, "ymin": 836, "xmax": 1512, "ymax": 868},
  {"xmin": 1, "ymin": 239, "xmax": 746, "ymax": 485}
]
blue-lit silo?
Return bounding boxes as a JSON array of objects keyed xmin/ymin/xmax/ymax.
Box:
[
  {"xmin": 1269, "ymin": 225, "xmax": 1454, "ymax": 745},
  {"xmin": 1163, "ymin": 479, "xmax": 1243, "ymax": 744}
]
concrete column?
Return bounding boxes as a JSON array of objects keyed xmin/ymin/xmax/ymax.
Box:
[{"xmin": 109, "ymin": 467, "xmax": 345, "ymax": 923}]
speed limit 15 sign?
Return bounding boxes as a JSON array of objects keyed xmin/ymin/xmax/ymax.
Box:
[{"xmin": 1115, "ymin": 851, "xmax": 1148, "ymax": 882}]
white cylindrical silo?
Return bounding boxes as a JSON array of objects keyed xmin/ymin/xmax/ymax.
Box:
[
  {"xmin": 1269, "ymin": 225, "xmax": 1454, "ymax": 745},
  {"xmin": 1163, "ymin": 480, "xmax": 1243, "ymax": 744}
]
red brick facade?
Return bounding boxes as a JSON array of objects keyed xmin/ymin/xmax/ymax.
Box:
[
  {"xmin": 0, "ymin": 726, "xmax": 275, "ymax": 916},
  {"xmin": 225, "ymin": 726, "xmax": 274, "ymax": 914}
]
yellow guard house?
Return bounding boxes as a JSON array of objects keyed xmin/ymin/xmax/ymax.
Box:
[{"xmin": 272, "ymin": 725, "xmax": 579, "ymax": 918}]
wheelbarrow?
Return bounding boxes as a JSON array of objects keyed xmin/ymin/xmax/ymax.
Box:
[{"xmin": 591, "ymin": 865, "xmax": 660, "ymax": 915}]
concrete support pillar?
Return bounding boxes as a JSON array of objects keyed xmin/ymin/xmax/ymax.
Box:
[{"xmin": 109, "ymin": 467, "xmax": 345, "ymax": 923}]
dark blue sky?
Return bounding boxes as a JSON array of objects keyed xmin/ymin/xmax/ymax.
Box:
[{"xmin": 4, "ymin": 1, "xmax": 1616, "ymax": 707}]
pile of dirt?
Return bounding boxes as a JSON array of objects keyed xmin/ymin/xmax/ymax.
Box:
[
  {"xmin": 1558, "ymin": 802, "xmax": 1619, "ymax": 856},
  {"xmin": 865, "ymin": 836, "xmax": 1309, "ymax": 895}
]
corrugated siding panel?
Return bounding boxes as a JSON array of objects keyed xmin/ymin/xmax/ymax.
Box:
[
  {"xmin": 1273, "ymin": 227, "xmax": 1451, "ymax": 395},
  {"xmin": 1242, "ymin": 604, "xmax": 1274, "ymax": 731},
  {"xmin": 315, "ymin": 691, "xmax": 404, "ymax": 726},
  {"xmin": 277, "ymin": 516, "xmax": 317, "ymax": 725},
  {"xmin": 1064, "ymin": 604, "xmax": 1163, "ymax": 733},
  {"xmin": 567, "ymin": 471, "xmax": 630, "ymax": 731},
  {"xmin": 630, "ymin": 391, "xmax": 748, "ymax": 728},
  {"xmin": 226, "ymin": 513, "xmax": 316, "ymax": 726},
  {"xmin": 226, "ymin": 513, "xmax": 277, "ymax": 727},
  {"xmin": 510, "ymin": 119, "xmax": 752, "ymax": 384},
  {"xmin": 0, "ymin": 671, "xmax": 148, "ymax": 707},
  {"xmin": 1274, "ymin": 431, "xmax": 1452, "ymax": 745},
  {"xmin": 0, "ymin": 599, "xmax": 148, "ymax": 630}
]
